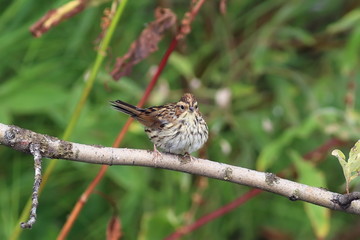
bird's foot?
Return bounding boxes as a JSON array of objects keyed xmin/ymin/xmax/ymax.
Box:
[
  {"xmin": 179, "ymin": 152, "xmax": 193, "ymax": 164},
  {"xmin": 152, "ymin": 145, "xmax": 163, "ymax": 163}
]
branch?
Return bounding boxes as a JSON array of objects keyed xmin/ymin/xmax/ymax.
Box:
[
  {"xmin": 20, "ymin": 143, "xmax": 42, "ymax": 229},
  {"xmin": 1, "ymin": 123, "xmax": 360, "ymax": 216}
]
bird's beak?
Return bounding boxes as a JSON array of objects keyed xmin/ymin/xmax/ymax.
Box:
[{"xmin": 189, "ymin": 107, "xmax": 194, "ymax": 112}]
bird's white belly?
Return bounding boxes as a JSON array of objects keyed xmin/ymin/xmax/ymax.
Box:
[{"xmin": 145, "ymin": 114, "xmax": 208, "ymax": 155}]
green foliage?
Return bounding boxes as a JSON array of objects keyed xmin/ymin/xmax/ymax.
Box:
[
  {"xmin": 291, "ymin": 151, "xmax": 330, "ymax": 239},
  {"xmin": 1, "ymin": 0, "xmax": 360, "ymax": 239},
  {"xmin": 332, "ymin": 140, "xmax": 360, "ymax": 193}
]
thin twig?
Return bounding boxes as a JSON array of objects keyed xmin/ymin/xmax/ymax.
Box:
[
  {"xmin": 1, "ymin": 123, "xmax": 360, "ymax": 216},
  {"xmin": 20, "ymin": 143, "xmax": 42, "ymax": 229}
]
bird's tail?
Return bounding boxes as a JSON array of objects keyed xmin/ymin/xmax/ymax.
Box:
[
  {"xmin": 111, "ymin": 99, "xmax": 163, "ymax": 128},
  {"xmin": 110, "ymin": 100, "xmax": 143, "ymax": 118}
]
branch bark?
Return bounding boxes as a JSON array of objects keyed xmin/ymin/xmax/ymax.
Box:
[{"xmin": 1, "ymin": 123, "xmax": 360, "ymax": 215}]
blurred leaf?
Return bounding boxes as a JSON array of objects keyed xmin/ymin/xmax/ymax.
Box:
[
  {"xmin": 230, "ymin": 84, "xmax": 256, "ymax": 97},
  {"xmin": 138, "ymin": 210, "xmax": 173, "ymax": 240},
  {"xmin": 168, "ymin": 52, "xmax": 194, "ymax": 79},
  {"xmin": 278, "ymin": 26, "xmax": 315, "ymax": 45},
  {"xmin": 291, "ymin": 151, "xmax": 330, "ymax": 239},
  {"xmin": 0, "ymin": 83, "xmax": 67, "ymax": 114},
  {"xmin": 0, "ymin": 108, "xmax": 11, "ymax": 124},
  {"xmin": 30, "ymin": 0, "xmax": 89, "ymax": 37},
  {"xmin": 0, "ymin": 62, "xmax": 59, "ymax": 96},
  {"xmin": 340, "ymin": 26, "xmax": 360, "ymax": 75},
  {"xmin": 332, "ymin": 140, "xmax": 360, "ymax": 193},
  {"xmin": 107, "ymin": 167, "xmax": 149, "ymax": 192},
  {"xmin": 106, "ymin": 215, "xmax": 122, "ymax": 240},
  {"xmin": 305, "ymin": 200, "xmax": 330, "ymax": 239},
  {"xmin": 257, "ymin": 114, "xmax": 318, "ymax": 171},
  {"xmin": 327, "ymin": 9, "xmax": 360, "ymax": 34}
]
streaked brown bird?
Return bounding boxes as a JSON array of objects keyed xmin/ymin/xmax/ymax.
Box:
[{"xmin": 110, "ymin": 93, "xmax": 208, "ymax": 156}]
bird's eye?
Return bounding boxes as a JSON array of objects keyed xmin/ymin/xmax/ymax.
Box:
[
  {"xmin": 195, "ymin": 105, "xmax": 198, "ymax": 109},
  {"xmin": 180, "ymin": 105, "xmax": 185, "ymax": 110}
]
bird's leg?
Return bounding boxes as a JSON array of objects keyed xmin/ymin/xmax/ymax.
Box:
[{"xmin": 152, "ymin": 144, "xmax": 163, "ymax": 162}]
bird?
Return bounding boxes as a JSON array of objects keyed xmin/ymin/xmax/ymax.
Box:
[{"xmin": 110, "ymin": 93, "xmax": 208, "ymax": 156}]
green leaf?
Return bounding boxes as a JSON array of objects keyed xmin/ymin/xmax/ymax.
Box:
[
  {"xmin": 349, "ymin": 140, "xmax": 360, "ymax": 170},
  {"xmin": 291, "ymin": 151, "xmax": 330, "ymax": 239},
  {"xmin": 332, "ymin": 140, "xmax": 360, "ymax": 193},
  {"xmin": 304, "ymin": 203, "xmax": 330, "ymax": 239},
  {"xmin": 332, "ymin": 149, "xmax": 347, "ymax": 169}
]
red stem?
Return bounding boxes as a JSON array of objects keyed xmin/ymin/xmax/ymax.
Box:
[
  {"xmin": 164, "ymin": 189, "xmax": 262, "ymax": 240},
  {"xmin": 164, "ymin": 136, "xmax": 348, "ymax": 239},
  {"xmin": 57, "ymin": 37, "xmax": 179, "ymax": 240},
  {"xmin": 138, "ymin": 37, "xmax": 178, "ymax": 108},
  {"xmin": 58, "ymin": 0, "xmax": 205, "ymax": 237}
]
